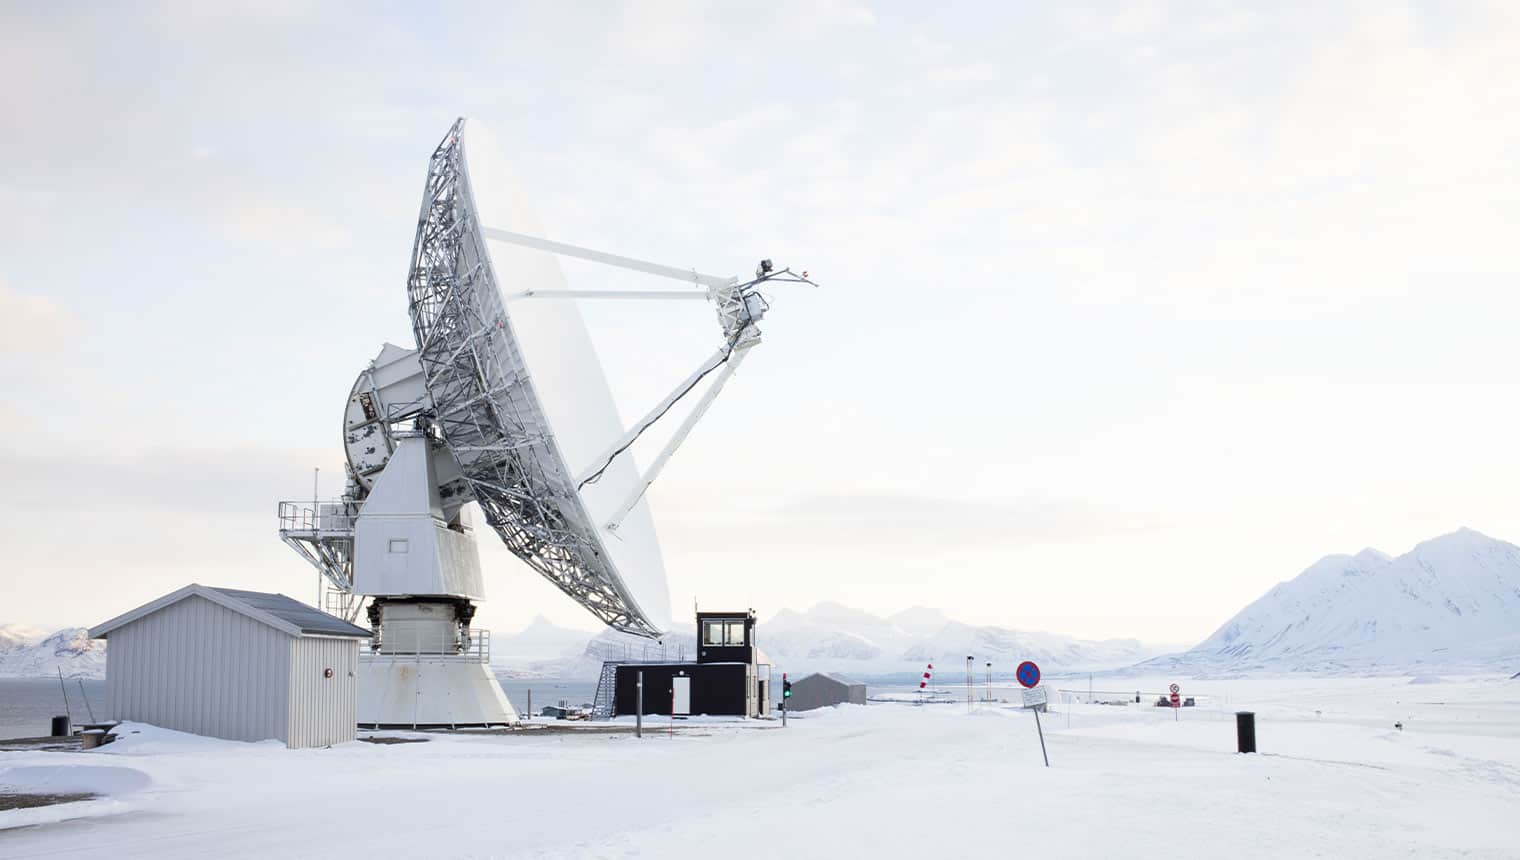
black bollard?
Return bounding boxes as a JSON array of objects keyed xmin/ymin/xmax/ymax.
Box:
[
  {"xmin": 50, "ymin": 715, "xmax": 71, "ymax": 737},
  {"xmin": 1236, "ymin": 711, "xmax": 1256, "ymax": 753}
]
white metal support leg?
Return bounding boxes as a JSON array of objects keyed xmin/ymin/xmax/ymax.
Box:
[{"xmin": 606, "ymin": 347, "xmax": 751, "ymax": 531}]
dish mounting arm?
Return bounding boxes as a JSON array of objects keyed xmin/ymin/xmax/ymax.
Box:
[
  {"xmin": 483, "ymin": 227, "xmax": 732, "ymax": 290},
  {"xmin": 571, "ymin": 344, "xmax": 750, "ymax": 531},
  {"xmin": 602, "ymin": 346, "xmax": 750, "ymax": 531},
  {"xmin": 482, "ymin": 227, "xmax": 803, "ymax": 531}
]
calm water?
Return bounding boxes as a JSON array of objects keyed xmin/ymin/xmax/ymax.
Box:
[
  {"xmin": 497, "ymin": 678, "xmax": 598, "ymax": 715},
  {"xmin": 0, "ymin": 677, "xmax": 596, "ymax": 739},
  {"xmin": 0, "ymin": 678, "xmax": 107, "ymax": 739}
]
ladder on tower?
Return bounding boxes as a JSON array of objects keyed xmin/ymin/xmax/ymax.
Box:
[{"xmin": 590, "ymin": 661, "xmax": 620, "ymax": 721}]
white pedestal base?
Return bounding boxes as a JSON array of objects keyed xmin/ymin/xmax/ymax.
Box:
[{"xmin": 358, "ymin": 657, "xmax": 518, "ymax": 728}]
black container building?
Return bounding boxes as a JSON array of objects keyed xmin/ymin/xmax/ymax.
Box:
[{"xmin": 609, "ymin": 610, "xmax": 770, "ymax": 718}]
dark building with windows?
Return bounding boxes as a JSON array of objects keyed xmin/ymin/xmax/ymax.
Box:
[
  {"xmin": 603, "ymin": 610, "xmax": 771, "ymax": 719},
  {"xmin": 696, "ymin": 611, "xmax": 756, "ymax": 665}
]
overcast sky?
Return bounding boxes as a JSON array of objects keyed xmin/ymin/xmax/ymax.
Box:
[{"xmin": 3, "ymin": 2, "xmax": 1518, "ymax": 646}]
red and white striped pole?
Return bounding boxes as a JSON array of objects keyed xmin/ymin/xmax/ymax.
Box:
[{"xmin": 917, "ymin": 662, "xmax": 933, "ymax": 705}]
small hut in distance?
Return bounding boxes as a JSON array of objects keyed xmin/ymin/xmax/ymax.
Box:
[{"xmin": 788, "ymin": 672, "xmax": 867, "ymax": 711}]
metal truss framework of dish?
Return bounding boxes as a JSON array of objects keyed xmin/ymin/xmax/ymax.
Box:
[
  {"xmin": 406, "ymin": 120, "xmax": 661, "ymax": 636},
  {"xmin": 279, "ymin": 117, "xmax": 815, "ymax": 642}
]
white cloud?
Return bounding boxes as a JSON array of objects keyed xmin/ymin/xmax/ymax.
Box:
[
  {"xmin": 0, "ymin": 281, "xmax": 72, "ymax": 353},
  {"xmin": 664, "ymin": 491, "xmax": 1158, "ymax": 550}
]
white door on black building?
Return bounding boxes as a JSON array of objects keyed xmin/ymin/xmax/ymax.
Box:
[{"xmin": 672, "ymin": 676, "xmax": 691, "ymax": 715}]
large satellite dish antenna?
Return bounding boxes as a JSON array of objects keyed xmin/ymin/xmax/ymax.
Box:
[{"xmin": 277, "ymin": 118, "xmax": 814, "ymax": 727}]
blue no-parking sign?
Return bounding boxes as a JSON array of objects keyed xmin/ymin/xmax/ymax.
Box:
[{"xmin": 1016, "ymin": 659, "xmax": 1050, "ymax": 767}]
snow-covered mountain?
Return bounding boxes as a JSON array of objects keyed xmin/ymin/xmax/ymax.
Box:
[
  {"xmin": 0, "ymin": 623, "xmax": 47, "ymax": 650},
  {"xmin": 490, "ymin": 614, "xmax": 595, "ymax": 663},
  {"xmin": 0, "ymin": 627, "xmax": 106, "ymax": 679},
  {"xmin": 1143, "ymin": 528, "xmax": 1520, "ymax": 674},
  {"xmin": 510, "ymin": 602, "xmax": 1165, "ymax": 680},
  {"xmin": 761, "ymin": 603, "xmax": 1161, "ymax": 678},
  {"xmin": 507, "ymin": 625, "xmax": 701, "ymax": 679},
  {"xmin": 33, "ymin": 526, "xmax": 1516, "ymax": 682}
]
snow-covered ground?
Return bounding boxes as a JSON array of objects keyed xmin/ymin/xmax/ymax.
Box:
[{"xmin": 2, "ymin": 674, "xmax": 1517, "ymax": 858}]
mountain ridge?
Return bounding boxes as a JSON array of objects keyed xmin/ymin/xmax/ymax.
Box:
[
  {"xmin": 1142, "ymin": 527, "xmax": 1520, "ymax": 674},
  {"xmin": 10, "ymin": 528, "xmax": 1517, "ymax": 681},
  {"xmin": 0, "ymin": 627, "xmax": 106, "ymax": 679},
  {"xmin": 507, "ymin": 603, "xmax": 1169, "ymax": 680}
]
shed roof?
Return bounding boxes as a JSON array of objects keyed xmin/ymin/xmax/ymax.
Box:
[
  {"xmin": 800, "ymin": 672, "xmax": 864, "ymax": 688},
  {"xmin": 89, "ymin": 584, "xmax": 372, "ymax": 640}
]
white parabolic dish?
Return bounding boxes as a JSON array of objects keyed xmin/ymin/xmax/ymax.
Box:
[{"xmin": 407, "ymin": 119, "xmax": 671, "ymax": 634}]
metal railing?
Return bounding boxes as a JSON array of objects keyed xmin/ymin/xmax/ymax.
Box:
[
  {"xmin": 584, "ymin": 640, "xmax": 686, "ymax": 664},
  {"xmin": 364, "ymin": 628, "xmax": 492, "ymax": 663},
  {"xmin": 277, "ymin": 500, "xmax": 356, "ymax": 533},
  {"xmin": 324, "ymin": 588, "xmax": 364, "ymax": 621}
]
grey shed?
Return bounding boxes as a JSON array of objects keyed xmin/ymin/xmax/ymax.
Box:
[
  {"xmin": 89, "ymin": 584, "xmax": 372, "ymax": 749},
  {"xmin": 788, "ymin": 672, "xmax": 867, "ymax": 711}
]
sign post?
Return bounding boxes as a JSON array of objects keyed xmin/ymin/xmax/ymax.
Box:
[
  {"xmin": 1170, "ymin": 683, "xmax": 1181, "ymax": 721},
  {"xmin": 1017, "ymin": 661, "xmax": 1049, "ymax": 767}
]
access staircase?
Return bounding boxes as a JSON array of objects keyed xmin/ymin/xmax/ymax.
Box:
[{"xmin": 590, "ymin": 661, "xmax": 620, "ymax": 720}]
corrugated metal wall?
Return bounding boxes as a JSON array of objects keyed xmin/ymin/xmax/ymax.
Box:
[
  {"xmin": 105, "ymin": 595, "xmax": 291, "ymax": 743},
  {"xmin": 286, "ymin": 636, "xmax": 358, "ymax": 748},
  {"xmin": 788, "ymin": 676, "xmax": 867, "ymax": 712}
]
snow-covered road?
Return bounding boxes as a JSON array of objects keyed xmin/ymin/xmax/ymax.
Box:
[{"xmin": 2, "ymin": 675, "xmax": 1516, "ymax": 858}]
